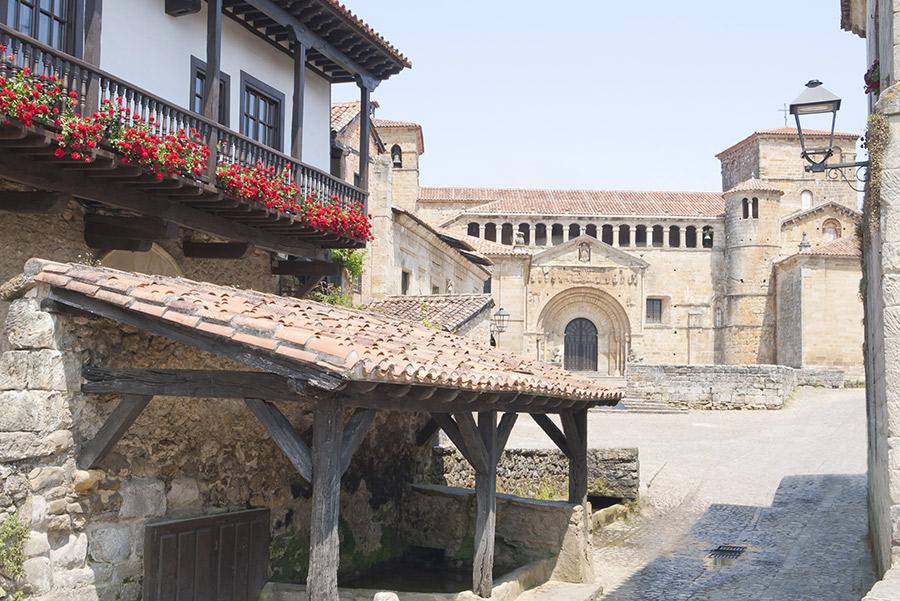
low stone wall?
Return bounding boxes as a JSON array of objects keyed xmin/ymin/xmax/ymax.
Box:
[
  {"xmin": 626, "ymin": 364, "xmax": 849, "ymax": 410},
  {"xmin": 863, "ymin": 565, "xmax": 900, "ymax": 600},
  {"xmin": 402, "ymin": 484, "xmax": 593, "ymax": 585},
  {"xmin": 419, "ymin": 447, "xmax": 639, "ymax": 502}
]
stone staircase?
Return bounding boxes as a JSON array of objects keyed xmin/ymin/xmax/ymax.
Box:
[{"xmin": 580, "ymin": 373, "xmax": 687, "ymax": 414}]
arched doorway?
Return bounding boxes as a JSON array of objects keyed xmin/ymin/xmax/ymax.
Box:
[
  {"xmin": 100, "ymin": 243, "xmax": 182, "ymax": 276},
  {"xmin": 564, "ymin": 318, "xmax": 598, "ymax": 371}
]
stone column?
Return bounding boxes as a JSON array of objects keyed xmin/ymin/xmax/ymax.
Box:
[
  {"xmin": 563, "ymin": 224, "xmax": 570, "ymax": 243},
  {"xmin": 662, "ymin": 227, "xmax": 670, "ymax": 248},
  {"xmin": 612, "ymin": 226, "xmax": 620, "ymax": 248},
  {"xmin": 528, "ymin": 222, "xmax": 536, "ymax": 247}
]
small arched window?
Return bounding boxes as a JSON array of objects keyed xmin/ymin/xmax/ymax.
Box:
[
  {"xmin": 685, "ymin": 226, "xmax": 697, "ymax": 248},
  {"xmin": 751, "ymin": 197, "xmax": 759, "ymax": 219},
  {"xmin": 822, "ymin": 219, "xmax": 842, "ymax": 242},
  {"xmin": 668, "ymin": 225, "xmax": 681, "ymax": 247},
  {"xmin": 569, "ymin": 223, "xmax": 581, "ymax": 239},
  {"xmin": 467, "ymin": 222, "xmax": 480, "ymax": 237},
  {"xmin": 484, "ymin": 223, "xmax": 497, "ymax": 242},
  {"xmin": 535, "ymin": 223, "xmax": 548, "ymax": 246},
  {"xmin": 742, "ymin": 198, "xmax": 749, "ymax": 219},
  {"xmin": 390, "ymin": 144, "xmax": 402, "ymax": 168},
  {"xmin": 702, "ymin": 226, "xmax": 714, "ymax": 248},
  {"xmin": 800, "ymin": 190, "xmax": 813, "ymax": 211}
]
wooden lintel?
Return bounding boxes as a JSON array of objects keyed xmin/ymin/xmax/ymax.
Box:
[
  {"xmin": 245, "ymin": 398, "xmax": 313, "ymax": 482},
  {"xmin": 271, "ymin": 259, "xmax": 340, "ymax": 277},
  {"xmin": 531, "ymin": 413, "xmax": 572, "ymax": 459},
  {"xmin": 77, "ymin": 394, "xmax": 152, "ymax": 469},
  {"xmin": 85, "ymin": 213, "xmax": 179, "ymax": 241},
  {"xmin": 182, "ymin": 240, "xmax": 255, "ymax": 259},
  {"xmin": 0, "ymin": 190, "xmax": 69, "ymax": 214},
  {"xmin": 81, "ymin": 367, "xmax": 307, "ymax": 402},
  {"xmin": 339, "ymin": 408, "xmax": 376, "ymax": 475}
]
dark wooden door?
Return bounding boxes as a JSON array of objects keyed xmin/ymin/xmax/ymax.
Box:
[
  {"xmin": 144, "ymin": 508, "xmax": 270, "ymax": 601},
  {"xmin": 564, "ymin": 318, "xmax": 598, "ymax": 371}
]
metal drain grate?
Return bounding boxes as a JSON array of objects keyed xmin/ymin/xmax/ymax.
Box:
[{"xmin": 708, "ymin": 545, "xmax": 746, "ymax": 560}]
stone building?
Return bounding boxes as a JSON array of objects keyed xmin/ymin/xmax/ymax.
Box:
[{"xmin": 410, "ymin": 127, "xmax": 864, "ymax": 376}]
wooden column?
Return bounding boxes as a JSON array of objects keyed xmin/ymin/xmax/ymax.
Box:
[
  {"xmin": 356, "ymin": 80, "xmax": 371, "ymax": 193},
  {"xmin": 308, "ymin": 397, "xmax": 344, "ymax": 601},
  {"xmin": 562, "ymin": 410, "xmax": 588, "ymax": 504},
  {"xmin": 83, "ymin": 0, "xmax": 102, "ymax": 113},
  {"xmin": 289, "ymin": 28, "xmax": 306, "ymax": 162},
  {"xmin": 203, "ymin": 0, "xmax": 223, "ymax": 178},
  {"xmin": 473, "ymin": 410, "xmax": 497, "ymax": 597}
]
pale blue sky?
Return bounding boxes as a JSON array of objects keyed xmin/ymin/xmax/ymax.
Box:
[{"xmin": 334, "ymin": 1, "xmax": 866, "ymax": 193}]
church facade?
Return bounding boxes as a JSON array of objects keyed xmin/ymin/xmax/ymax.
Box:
[{"xmin": 370, "ymin": 121, "xmax": 864, "ymax": 376}]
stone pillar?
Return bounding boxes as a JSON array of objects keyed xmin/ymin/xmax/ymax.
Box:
[
  {"xmin": 612, "ymin": 226, "xmax": 620, "ymax": 248},
  {"xmin": 662, "ymin": 227, "xmax": 670, "ymax": 248},
  {"xmin": 528, "ymin": 222, "xmax": 536, "ymax": 247},
  {"xmin": 563, "ymin": 224, "xmax": 570, "ymax": 243}
]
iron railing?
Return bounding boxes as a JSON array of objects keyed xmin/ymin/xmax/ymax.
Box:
[{"xmin": 0, "ymin": 24, "xmax": 368, "ymax": 217}]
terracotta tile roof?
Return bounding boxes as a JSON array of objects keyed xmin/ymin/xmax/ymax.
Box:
[
  {"xmin": 804, "ymin": 235, "xmax": 861, "ymax": 257},
  {"xmin": 725, "ymin": 178, "xmax": 785, "ymax": 195},
  {"xmin": 331, "ymin": 101, "xmax": 361, "ymax": 132},
  {"xmin": 367, "ymin": 294, "xmax": 494, "ymax": 333},
  {"xmin": 438, "ymin": 229, "xmax": 534, "ymax": 257},
  {"xmin": 419, "ymin": 187, "xmax": 725, "ymax": 218},
  {"xmin": 320, "ymin": 0, "xmax": 412, "ymax": 70},
  {"xmin": 29, "ymin": 259, "xmax": 618, "ymax": 403},
  {"xmin": 715, "ymin": 127, "xmax": 860, "ymax": 159}
]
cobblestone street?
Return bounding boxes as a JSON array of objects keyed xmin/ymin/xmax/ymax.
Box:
[{"xmin": 508, "ymin": 387, "xmax": 875, "ymax": 600}]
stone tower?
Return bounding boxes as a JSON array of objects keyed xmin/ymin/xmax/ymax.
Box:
[
  {"xmin": 721, "ymin": 178, "xmax": 784, "ymax": 364},
  {"xmin": 373, "ymin": 120, "xmax": 424, "ymax": 213}
]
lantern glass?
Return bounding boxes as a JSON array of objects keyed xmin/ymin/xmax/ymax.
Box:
[{"xmin": 492, "ymin": 307, "xmax": 510, "ymax": 334}]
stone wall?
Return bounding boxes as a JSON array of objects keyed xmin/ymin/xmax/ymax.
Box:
[
  {"xmin": 419, "ymin": 447, "xmax": 639, "ymax": 503},
  {"xmin": 625, "ymin": 363, "xmax": 846, "ymax": 409},
  {"xmin": 0, "ymin": 287, "xmax": 430, "ymax": 600},
  {"xmin": 402, "ymin": 484, "xmax": 594, "ymax": 585}
]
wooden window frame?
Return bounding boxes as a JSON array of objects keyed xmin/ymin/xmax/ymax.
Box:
[
  {"xmin": 239, "ymin": 70, "xmax": 285, "ymax": 151},
  {"xmin": 1, "ymin": 0, "xmax": 83, "ymax": 57},
  {"xmin": 190, "ymin": 55, "xmax": 231, "ymax": 127}
]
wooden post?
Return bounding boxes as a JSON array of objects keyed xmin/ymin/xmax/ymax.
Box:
[
  {"xmin": 562, "ymin": 410, "xmax": 588, "ymax": 505},
  {"xmin": 203, "ymin": 0, "xmax": 223, "ymax": 178},
  {"xmin": 308, "ymin": 397, "xmax": 344, "ymax": 601},
  {"xmin": 83, "ymin": 0, "xmax": 102, "ymax": 113},
  {"xmin": 473, "ymin": 410, "xmax": 497, "ymax": 598},
  {"xmin": 290, "ymin": 28, "xmax": 306, "ymax": 163},
  {"xmin": 356, "ymin": 79, "xmax": 371, "ymax": 193}
]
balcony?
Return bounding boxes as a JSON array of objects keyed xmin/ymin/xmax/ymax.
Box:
[{"xmin": 0, "ymin": 24, "xmax": 371, "ymax": 252}]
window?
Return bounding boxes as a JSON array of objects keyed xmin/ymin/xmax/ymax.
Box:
[
  {"xmin": 685, "ymin": 226, "xmax": 697, "ymax": 248},
  {"xmin": 568, "ymin": 223, "xmax": 581, "ymax": 239},
  {"xmin": 619, "ymin": 224, "xmax": 631, "ymax": 246},
  {"xmin": 801, "ymin": 190, "xmax": 813, "ymax": 210},
  {"xmin": 501, "ymin": 223, "xmax": 514, "ymax": 245},
  {"xmin": 240, "ymin": 72, "xmax": 285, "ymax": 150},
  {"xmin": 551, "ymin": 223, "xmax": 564, "ymax": 245},
  {"xmin": 190, "ymin": 57, "xmax": 230, "ymax": 126},
  {"xmin": 646, "ymin": 298, "xmax": 663, "ymax": 324},
  {"xmin": 4, "ymin": 0, "xmax": 75, "ymax": 53},
  {"xmin": 484, "ymin": 223, "xmax": 497, "ymax": 242},
  {"xmin": 823, "ymin": 219, "xmax": 841, "ymax": 242},
  {"xmin": 391, "ymin": 144, "xmax": 403, "ymax": 168},
  {"xmin": 467, "ymin": 222, "xmax": 480, "ymax": 237},
  {"xmin": 401, "ymin": 270, "xmax": 411, "ymax": 295},
  {"xmin": 601, "ymin": 224, "xmax": 614, "ymax": 245},
  {"xmin": 702, "ymin": 226, "xmax": 714, "ymax": 248},
  {"xmin": 651, "ymin": 225, "xmax": 664, "ymax": 247},
  {"xmin": 517, "ymin": 223, "xmax": 530, "ymax": 245},
  {"xmin": 742, "ymin": 198, "xmax": 749, "ymax": 219},
  {"xmin": 635, "ymin": 225, "xmax": 647, "ymax": 247},
  {"xmin": 431, "ymin": 285, "xmax": 440, "ymax": 295},
  {"xmin": 751, "ymin": 197, "xmax": 759, "ymax": 219},
  {"xmin": 585, "ymin": 224, "xmax": 597, "ymax": 239},
  {"xmin": 668, "ymin": 225, "xmax": 680, "ymax": 247},
  {"xmin": 535, "ymin": 223, "xmax": 548, "ymax": 246}
]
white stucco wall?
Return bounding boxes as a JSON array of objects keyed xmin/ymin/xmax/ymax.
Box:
[{"xmin": 99, "ymin": 0, "xmax": 331, "ymax": 171}]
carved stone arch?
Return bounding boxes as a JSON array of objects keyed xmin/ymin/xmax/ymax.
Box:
[{"xmin": 537, "ymin": 287, "xmax": 631, "ymax": 375}]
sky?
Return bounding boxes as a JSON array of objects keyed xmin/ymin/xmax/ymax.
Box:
[{"xmin": 333, "ymin": 1, "xmax": 867, "ymax": 193}]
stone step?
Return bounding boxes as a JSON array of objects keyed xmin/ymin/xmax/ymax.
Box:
[
  {"xmin": 592, "ymin": 400, "xmax": 688, "ymax": 414},
  {"xmin": 515, "ymin": 581, "xmax": 603, "ymax": 601}
]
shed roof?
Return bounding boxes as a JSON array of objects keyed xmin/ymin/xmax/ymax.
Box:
[
  {"xmin": 29, "ymin": 259, "xmax": 619, "ymax": 409},
  {"xmin": 367, "ymin": 294, "xmax": 494, "ymax": 333}
]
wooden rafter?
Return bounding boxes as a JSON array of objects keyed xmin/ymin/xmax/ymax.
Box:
[
  {"xmin": 245, "ymin": 398, "xmax": 313, "ymax": 481},
  {"xmin": 77, "ymin": 394, "xmax": 152, "ymax": 469}
]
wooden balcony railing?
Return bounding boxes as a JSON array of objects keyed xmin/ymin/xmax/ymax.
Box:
[{"xmin": 0, "ymin": 24, "xmax": 368, "ymax": 217}]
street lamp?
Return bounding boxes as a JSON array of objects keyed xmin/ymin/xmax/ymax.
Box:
[
  {"xmin": 491, "ymin": 307, "xmax": 510, "ymax": 334},
  {"xmin": 789, "ymin": 80, "xmax": 842, "ymax": 171}
]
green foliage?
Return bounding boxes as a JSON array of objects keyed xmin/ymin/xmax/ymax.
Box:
[
  {"xmin": 310, "ymin": 282, "xmax": 353, "ymax": 307},
  {"xmin": 330, "ymin": 249, "xmax": 366, "ymax": 279},
  {"xmin": 419, "ymin": 302, "xmax": 443, "ymax": 331},
  {"xmin": 0, "ymin": 513, "xmax": 27, "ymax": 600}
]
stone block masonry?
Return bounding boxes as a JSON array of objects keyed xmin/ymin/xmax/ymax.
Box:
[
  {"xmin": 420, "ymin": 446, "xmax": 639, "ymax": 502},
  {"xmin": 626, "ymin": 364, "xmax": 847, "ymax": 410}
]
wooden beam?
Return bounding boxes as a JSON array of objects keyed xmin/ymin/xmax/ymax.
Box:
[
  {"xmin": 271, "ymin": 258, "xmax": 340, "ymax": 277},
  {"xmin": 84, "ymin": 213, "xmax": 179, "ymax": 240},
  {"xmin": 531, "ymin": 413, "xmax": 571, "ymax": 459},
  {"xmin": 245, "ymin": 398, "xmax": 313, "ymax": 482},
  {"xmin": 204, "ymin": 0, "xmax": 223, "ymax": 177},
  {"xmin": 289, "ymin": 29, "xmax": 306, "ymax": 161},
  {"xmin": 473, "ymin": 410, "xmax": 498, "ymax": 598},
  {"xmin": 496, "ymin": 412, "xmax": 518, "ymax": 456},
  {"xmin": 453, "ymin": 411, "xmax": 488, "ymax": 474},
  {"xmin": 357, "ymin": 81, "xmax": 371, "ymax": 193},
  {"xmin": 48, "ymin": 288, "xmax": 344, "ymax": 391},
  {"xmin": 0, "ymin": 191, "xmax": 68, "ymax": 214},
  {"xmin": 561, "ymin": 410, "xmax": 588, "ymax": 505},
  {"xmin": 430, "ymin": 413, "xmax": 478, "ymax": 469},
  {"xmin": 415, "ymin": 418, "xmax": 440, "ymax": 446},
  {"xmin": 77, "ymin": 395, "xmax": 152, "ymax": 469},
  {"xmin": 308, "ymin": 397, "xmax": 344, "ymax": 601},
  {"xmin": 81, "ymin": 367, "xmax": 307, "ymax": 401},
  {"xmin": 182, "ymin": 240, "xmax": 254, "ymax": 259},
  {"xmin": 84, "ymin": 232, "xmax": 152, "ymax": 252},
  {"xmin": 342, "ymin": 385, "xmax": 585, "ymax": 414},
  {"xmin": 339, "ymin": 408, "xmax": 375, "ymax": 474}
]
